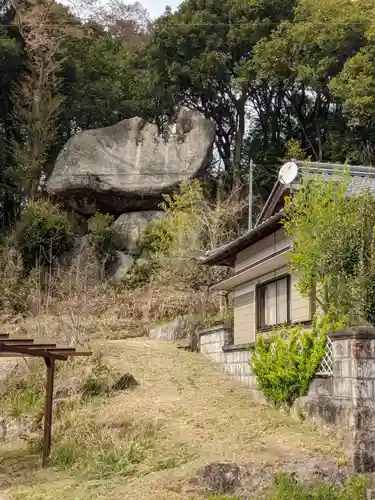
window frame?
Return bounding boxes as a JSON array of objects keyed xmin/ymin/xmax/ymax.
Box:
[{"xmin": 256, "ymin": 274, "xmax": 291, "ymax": 332}]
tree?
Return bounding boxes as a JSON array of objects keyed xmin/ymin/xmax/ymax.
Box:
[
  {"xmin": 135, "ymin": 0, "xmax": 295, "ymax": 189},
  {"xmin": 59, "ymin": 31, "xmax": 139, "ymax": 136},
  {"xmin": 284, "ymin": 170, "xmax": 375, "ymax": 326},
  {"xmin": 0, "ymin": 0, "xmax": 25, "ymax": 228},
  {"xmin": 10, "ymin": 0, "xmax": 81, "ymax": 199},
  {"xmin": 252, "ymin": 0, "xmax": 368, "ymax": 164},
  {"xmin": 55, "ymin": 1, "xmax": 149, "ymax": 155},
  {"xmin": 329, "ymin": 2, "xmax": 375, "ymax": 162}
]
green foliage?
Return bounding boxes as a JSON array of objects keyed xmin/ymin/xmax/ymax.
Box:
[
  {"xmin": 81, "ymin": 352, "xmax": 120, "ymax": 398},
  {"xmin": 123, "ymin": 258, "xmax": 158, "ymax": 290},
  {"xmin": 142, "ymin": 179, "xmax": 204, "ymax": 257},
  {"xmin": 266, "ymin": 473, "xmax": 369, "ymax": 500},
  {"xmin": 15, "ymin": 200, "xmax": 73, "ymax": 271},
  {"xmin": 87, "ymin": 213, "xmax": 124, "ymax": 265},
  {"xmin": 49, "ymin": 414, "xmax": 155, "ymax": 478},
  {"xmin": 61, "ymin": 32, "xmax": 139, "ymax": 133},
  {"xmin": 1, "ymin": 360, "xmax": 45, "ymax": 417},
  {"xmin": 139, "ymin": 179, "xmax": 233, "ymax": 294},
  {"xmin": 284, "ymin": 170, "xmax": 375, "ymax": 325},
  {"xmin": 249, "ymin": 314, "xmax": 345, "ymax": 408},
  {"xmin": 284, "ymin": 139, "xmax": 307, "ymax": 161}
]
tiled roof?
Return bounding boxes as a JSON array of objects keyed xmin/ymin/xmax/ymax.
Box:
[
  {"xmin": 203, "ymin": 161, "xmax": 375, "ymax": 267},
  {"xmin": 256, "ymin": 161, "xmax": 375, "ymax": 227},
  {"xmin": 296, "ymin": 161, "xmax": 375, "ymax": 196},
  {"xmin": 347, "ymin": 176, "xmax": 375, "ymax": 196}
]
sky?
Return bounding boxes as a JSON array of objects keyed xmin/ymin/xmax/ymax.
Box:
[
  {"xmin": 62, "ymin": 0, "xmax": 182, "ymax": 21},
  {"xmin": 143, "ymin": 0, "xmax": 181, "ymax": 18}
]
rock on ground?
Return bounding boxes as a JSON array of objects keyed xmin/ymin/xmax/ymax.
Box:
[
  {"xmin": 0, "ymin": 415, "xmax": 34, "ymax": 443},
  {"xmin": 114, "ymin": 211, "xmax": 165, "ymax": 255},
  {"xmin": 149, "ymin": 317, "xmax": 187, "ymax": 341},
  {"xmin": 108, "ymin": 252, "xmax": 134, "ymax": 283},
  {"xmin": 111, "ymin": 373, "xmax": 139, "ymax": 391},
  {"xmin": 185, "ymin": 459, "xmax": 350, "ymax": 497},
  {"xmin": 47, "ymin": 108, "xmax": 215, "ymax": 215}
]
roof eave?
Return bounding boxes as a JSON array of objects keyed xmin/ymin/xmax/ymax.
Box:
[{"xmin": 201, "ymin": 211, "xmax": 284, "ymax": 267}]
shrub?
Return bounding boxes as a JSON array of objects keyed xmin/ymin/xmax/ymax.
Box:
[
  {"xmin": 124, "ymin": 258, "xmax": 159, "ymax": 289},
  {"xmin": 49, "ymin": 412, "xmax": 156, "ymax": 478},
  {"xmin": 283, "ymin": 169, "xmax": 375, "ymax": 325},
  {"xmin": 266, "ymin": 473, "xmax": 370, "ymax": 500},
  {"xmin": 87, "ymin": 213, "xmax": 124, "ymax": 265},
  {"xmin": 0, "ymin": 243, "xmax": 39, "ymax": 314},
  {"xmin": 1, "ymin": 359, "xmax": 45, "ymax": 417},
  {"xmin": 249, "ymin": 313, "xmax": 346, "ymax": 409},
  {"xmin": 15, "ymin": 200, "xmax": 74, "ymax": 271}
]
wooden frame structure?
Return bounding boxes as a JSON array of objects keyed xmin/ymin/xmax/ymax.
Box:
[{"xmin": 0, "ymin": 333, "xmax": 91, "ymax": 466}]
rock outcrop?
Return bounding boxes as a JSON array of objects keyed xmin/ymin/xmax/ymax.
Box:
[
  {"xmin": 185, "ymin": 459, "xmax": 350, "ymax": 497},
  {"xmin": 108, "ymin": 252, "xmax": 134, "ymax": 283},
  {"xmin": 114, "ymin": 211, "xmax": 165, "ymax": 255},
  {"xmin": 47, "ymin": 108, "xmax": 215, "ymax": 216},
  {"xmin": 149, "ymin": 317, "xmax": 186, "ymax": 341}
]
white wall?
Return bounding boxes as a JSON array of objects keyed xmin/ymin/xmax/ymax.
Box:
[{"xmin": 235, "ymin": 228, "xmax": 290, "ymax": 273}]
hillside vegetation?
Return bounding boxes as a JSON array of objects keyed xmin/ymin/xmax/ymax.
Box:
[
  {"xmin": 2, "ymin": 0, "xmax": 375, "ymax": 497},
  {"xmin": 0, "ymin": 339, "xmax": 346, "ymax": 500}
]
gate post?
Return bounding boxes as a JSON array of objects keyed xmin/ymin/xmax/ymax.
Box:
[{"xmin": 330, "ymin": 327, "xmax": 375, "ymax": 472}]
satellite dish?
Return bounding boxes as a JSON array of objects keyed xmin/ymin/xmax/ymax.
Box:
[{"xmin": 278, "ymin": 161, "xmax": 298, "ymax": 185}]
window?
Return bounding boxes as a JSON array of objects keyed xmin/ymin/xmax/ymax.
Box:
[{"xmin": 257, "ymin": 276, "xmax": 290, "ymax": 329}]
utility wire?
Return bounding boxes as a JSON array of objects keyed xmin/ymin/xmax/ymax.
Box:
[{"xmin": 1, "ymin": 21, "xmax": 272, "ymax": 27}]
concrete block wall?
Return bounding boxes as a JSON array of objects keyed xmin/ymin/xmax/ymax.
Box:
[
  {"xmin": 331, "ymin": 328, "xmax": 375, "ymax": 473},
  {"xmin": 199, "ymin": 324, "xmax": 375, "ymax": 473},
  {"xmin": 198, "ymin": 325, "xmax": 260, "ymax": 400}
]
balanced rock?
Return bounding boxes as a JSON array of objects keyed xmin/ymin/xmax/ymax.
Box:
[
  {"xmin": 47, "ymin": 108, "xmax": 215, "ymax": 216},
  {"xmin": 114, "ymin": 210, "xmax": 164, "ymax": 255}
]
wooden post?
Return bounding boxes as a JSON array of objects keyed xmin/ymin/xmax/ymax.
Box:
[{"xmin": 43, "ymin": 357, "xmax": 55, "ymax": 467}]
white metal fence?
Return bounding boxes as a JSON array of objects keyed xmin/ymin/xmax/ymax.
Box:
[{"xmin": 316, "ymin": 337, "xmax": 333, "ymax": 376}]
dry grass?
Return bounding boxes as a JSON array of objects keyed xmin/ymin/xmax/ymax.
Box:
[
  {"xmin": 0, "ymin": 338, "xmax": 344, "ymax": 500},
  {"xmin": 0, "ymin": 243, "xmax": 219, "ymax": 345}
]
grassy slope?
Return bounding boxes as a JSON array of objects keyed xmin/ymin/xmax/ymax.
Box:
[{"xmin": 0, "ymin": 338, "xmax": 344, "ymax": 500}]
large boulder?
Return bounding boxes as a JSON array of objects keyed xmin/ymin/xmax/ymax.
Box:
[
  {"xmin": 47, "ymin": 109, "xmax": 215, "ymax": 216},
  {"xmin": 107, "ymin": 251, "xmax": 134, "ymax": 283},
  {"xmin": 114, "ymin": 211, "xmax": 165, "ymax": 255}
]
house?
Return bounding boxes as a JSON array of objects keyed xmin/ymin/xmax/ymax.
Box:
[
  {"xmin": 199, "ymin": 162, "xmax": 375, "ymax": 473},
  {"xmin": 202, "ymin": 160, "xmax": 375, "ymax": 348}
]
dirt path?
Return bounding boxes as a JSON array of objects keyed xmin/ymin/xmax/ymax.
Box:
[{"xmin": 3, "ymin": 338, "xmax": 344, "ymax": 499}]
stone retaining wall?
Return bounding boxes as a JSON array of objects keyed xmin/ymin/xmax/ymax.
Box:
[
  {"xmin": 199, "ymin": 325, "xmax": 261, "ymax": 402},
  {"xmin": 149, "ymin": 317, "xmax": 186, "ymax": 341},
  {"xmin": 198, "ymin": 324, "xmax": 375, "ymax": 473}
]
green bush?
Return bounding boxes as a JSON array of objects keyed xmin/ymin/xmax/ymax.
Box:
[
  {"xmin": 15, "ymin": 200, "xmax": 74, "ymax": 271},
  {"xmin": 140, "ymin": 179, "xmax": 204, "ymax": 258},
  {"xmin": 87, "ymin": 212, "xmax": 124, "ymax": 265},
  {"xmin": 266, "ymin": 473, "xmax": 369, "ymax": 500},
  {"xmin": 124, "ymin": 258, "xmax": 158, "ymax": 289},
  {"xmin": 249, "ymin": 313, "xmax": 346, "ymax": 409},
  {"xmin": 48, "ymin": 414, "xmax": 155, "ymax": 478}
]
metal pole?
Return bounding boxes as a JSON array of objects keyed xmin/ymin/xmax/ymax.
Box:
[
  {"xmin": 43, "ymin": 357, "xmax": 55, "ymax": 467},
  {"xmin": 248, "ymin": 159, "xmax": 253, "ymax": 231}
]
